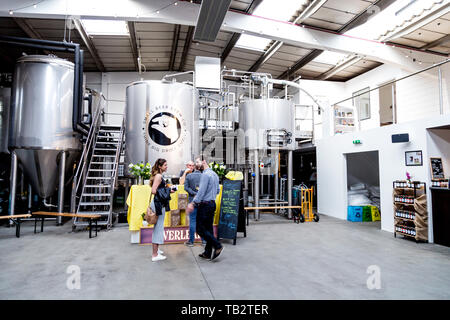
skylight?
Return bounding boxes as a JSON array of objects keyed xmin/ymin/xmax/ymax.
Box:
[
  {"xmin": 81, "ymin": 19, "xmax": 129, "ymax": 36},
  {"xmin": 313, "ymin": 51, "xmax": 349, "ymax": 65},
  {"xmin": 235, "ymin": 34, "xmax": 271, "ymax": 52},
  {"xmin": 235, "ymin": 0, "xmax": 309, "ymax": 51}
]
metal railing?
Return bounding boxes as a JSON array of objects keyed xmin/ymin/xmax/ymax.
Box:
[
  {"xmin": 107, "ymin": 116, "xmax": 125, "ymax": 228},
  {"xmin": 70, "ymin": 105, "xmax": 104, "ymax": 213}
]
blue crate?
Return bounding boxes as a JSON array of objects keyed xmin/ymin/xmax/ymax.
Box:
[{"xmin": 348, "ymin": 206, "xmax": 363, "ymax": 222}]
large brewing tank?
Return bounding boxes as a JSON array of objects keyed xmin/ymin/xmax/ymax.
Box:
[
  {"xmin": 125, "ymin": 80, "xmax": 199, "ymax": 177},
  {"xmin": 0, "ymin": 87, "xmax": 10, "ymax": 154},
  {"xmin": 239, "ymin": 98, "xmax": 294, "ymax": 150},
  {"xmin": 9, "ymin": 55, "xmax": 81, "ymax": 198}
]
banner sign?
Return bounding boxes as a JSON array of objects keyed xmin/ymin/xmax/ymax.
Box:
[{"xmin": 140, "ymin": 225, "xmax": 218, "ymax": 244}]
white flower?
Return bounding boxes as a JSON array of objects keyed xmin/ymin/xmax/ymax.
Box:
[
  {"xmin": 128, "ymin": 163, "xmax": 133, "ymax": 168},
  {"xmin": 220, "ymin": 165, "xmax": 225, "ymax": 169}
]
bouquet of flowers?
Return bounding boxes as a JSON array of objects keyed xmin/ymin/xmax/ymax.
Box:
[
  {"xmin": 128, "ymin": 162, "xmax": 151, "ymax": 179},
  {"xmin": 209, "ymin": 161, "xmax": 227, "ymax": 178}
]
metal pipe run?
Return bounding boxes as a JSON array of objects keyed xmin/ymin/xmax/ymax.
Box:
[
  {"xmin": 438, "ymin": 67, "xmax": 443, "ymax": 115},
  {"xmin": 27, "ymin": 184, "xmax": 32, "ymax": 214},
  {"xmin": 287, "ymin": 150, "xmax": 293, "ymax": 219},
  {"xmin": 57, "ymin": 151, "xmax": 66, "ymax": 225},
  {"xmin": 8, "ymin": 152, "xmax": 18, "ymax": 225},
  {"xmin": 254, "ymin": 150, "xmax": 260, "ymax": 221}
]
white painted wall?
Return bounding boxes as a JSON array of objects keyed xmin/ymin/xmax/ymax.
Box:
[{"xmin": 316, "ymin": 115, "xmax": 450, "ymax": 238}]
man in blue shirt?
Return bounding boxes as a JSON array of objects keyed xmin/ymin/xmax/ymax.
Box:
[
  {"xmin": 184, "ymin": 162, "xmax": 205, "ymax": 246},
  {"xmin": 187, "ymin": 158, "xmax": 223, "ymax": 261}
]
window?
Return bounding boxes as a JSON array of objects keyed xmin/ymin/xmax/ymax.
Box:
[{"xmin": 353, "ymin": 87, "xmax": 371, "ymax": 120}]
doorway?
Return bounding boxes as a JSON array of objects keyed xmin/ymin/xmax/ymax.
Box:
[
  {"xmin": 346, "ymin": 151, "xmax": 381, "ymax": 228},
  {"xmin": 379, "ymin": 81, "xmax": 396, "ymax": 126}
]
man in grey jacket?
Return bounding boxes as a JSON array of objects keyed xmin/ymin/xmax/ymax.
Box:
[
  {"xmin": 187, "ymin": 158, "xmax": 223, "ymax": 261},
  {"xmin": 184, "ymin": 162, "xmax": 204, "ymax": 246}
]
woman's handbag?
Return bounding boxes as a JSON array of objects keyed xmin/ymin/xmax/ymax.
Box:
[{"xmin": 144, "ymin": 195, "xmax": 158, "ymax": 225}]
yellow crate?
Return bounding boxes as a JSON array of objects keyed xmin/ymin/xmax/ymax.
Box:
[{"xmin": 371, "ymin": 206, "xmax": 381, "ymax": 221}]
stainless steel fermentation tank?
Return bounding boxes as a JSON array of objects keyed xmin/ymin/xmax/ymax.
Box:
[
  {"xmin": 125, "ymin": 80, "xmax": 199, "ymax": 178},
  {"xmin": 9, "ymin": 55, "xmax": 81, "ymax": 201},
  {"xmin": 0, "ymin": 87, "xmax": 10, "ymax": 154},
  {"xmin": 239, "ymin": 98, "xmax": 295, "ymax": 220}
]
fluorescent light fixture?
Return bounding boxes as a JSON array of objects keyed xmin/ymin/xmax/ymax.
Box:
[
  {"xmin": 236, "ymin": 34, "xmax": 271, "ymax": 52},
  {"xmin": 81, "ymin": 19, "xmax": 129, "ymax": 36},
  {"xmin": 313, "ymin": 51, "xmax": 349, "ymax": 65}
]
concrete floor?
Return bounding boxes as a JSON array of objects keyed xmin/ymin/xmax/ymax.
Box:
[{"xmin": 1, "ymin": 213, "xmax": 450, "ymax": 300}]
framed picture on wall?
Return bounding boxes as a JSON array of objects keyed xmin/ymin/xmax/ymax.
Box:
[{"xmin": 405, "ymin": 151, "xmax": 423, "ymax": 166}]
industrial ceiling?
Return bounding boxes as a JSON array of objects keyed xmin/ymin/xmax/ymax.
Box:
[{"xmin": 0, "ymin": 0, "xmax": 449, "ymax": 82}]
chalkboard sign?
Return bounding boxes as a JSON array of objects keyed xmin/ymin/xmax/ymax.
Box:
[
  {"xmin": 430, "ymin": 157, "xmax": 444, "ymax": 179},
  {"xmin": 218, "ymin": 179, "xmax": 242, "ymax": 243}
]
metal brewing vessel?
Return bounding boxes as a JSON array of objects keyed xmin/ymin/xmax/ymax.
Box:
[
  {"xmin": 0, "ymin": 87, "xmax": 10, "ymax": 154},
  {"xmin": 239, "ymin": 98, "xmax": 294, "ymax": 150},
  {"xmin": 9, "ymin": 55, "xmax": 81, "ymax": 198},
  {"xmin": 125, "ymin": 80, "xmax": 198, "ymax": 177}
]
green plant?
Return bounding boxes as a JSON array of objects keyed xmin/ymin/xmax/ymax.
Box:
[{"xmin": 209, "ymin": 161, "xmax": 227, "ymax": 178}]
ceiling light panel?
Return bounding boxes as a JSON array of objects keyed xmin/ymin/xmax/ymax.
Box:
[{"xmin": 81, "ymin": 19, "xmax": 129, "ymax": 36}]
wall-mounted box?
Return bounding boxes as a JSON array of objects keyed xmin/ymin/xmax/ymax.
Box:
[{"xmin": 195, "ymin": 56, "xmax": 221, "ymax": 91}]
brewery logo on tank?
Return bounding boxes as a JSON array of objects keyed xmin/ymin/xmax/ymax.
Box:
[{"xmin": 143, "ymin": 105, "xmax": 187, "ymax": 152}]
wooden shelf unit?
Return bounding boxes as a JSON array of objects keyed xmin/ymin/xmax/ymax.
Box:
[{"xmin": 393, "ymin": 181, "xmax": 428, "ymax": 242}]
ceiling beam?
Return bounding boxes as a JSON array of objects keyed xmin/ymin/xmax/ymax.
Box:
[
  {"xmin": 248, "ymin": 41, "xmax": 283, "ymax": 72},
  {"xmin": 169, "ymin": 24, "xmax": 181, "ymax": 71},
  {"xmin": 295, "ymin": 0, "xmax": 328, "ymax": 24},
  {"xmin": 179, "ymin": 26, "xmax": 194, "ymax": 72},
  {"xmin": 73, "ymin": 19, "xmax": 105, "ymax": 72},
  {"xmin": 13, "ymin": 18, "xmax": 42, "ymax": 39},
  {"xmin": 220, "ymin": 0, "xmax": 263, "ymax": 63},
  {"xmin": 127, "ymin": 21, "xmax": 139, "ymax": 72},
  {"xmin": 421, "ymin": 34, "xmax": 450, "ymax": 50},
  {"xmin": 380, "ymin": 2, "xmax": 450, "ymax": 42},
  {"xmin": 2, "ymin": 0, "xmax": 445, "ymax": 73},
  {"xmin": 317, "ymin": 55, "xmax": 362, "ymax": 80},
  {"xmin": 277, "ymin": 50, "xmax": 323, "ymax": 80},
  {"xmin": 277, "ymin": 0, "xmax": 397, "ymax": 80},
  {"xmin": 338, "ymin": 0, "xmax": 397, "ymax": 34}
]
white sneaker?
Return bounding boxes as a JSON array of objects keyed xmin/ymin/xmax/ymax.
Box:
[
  {"xmin": 158, "ymin": 249, "xmax": 164, "ymax": 254},
  {"xmin": 152, "ymin": 254, "xmax": 166, "ymax": 262}
]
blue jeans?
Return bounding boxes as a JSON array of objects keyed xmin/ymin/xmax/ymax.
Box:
[{"xmin": 189, "ymin": 207, "xmax": 205, "ymax": 244}]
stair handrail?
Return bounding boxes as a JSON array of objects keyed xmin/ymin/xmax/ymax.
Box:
[
  {"xmin": 71, "ymin": 104, "xmax": 104, "ymax": 212},
  {"xmin": 107, "ymin": 114, "xmax": 125, "ymax": 228}
]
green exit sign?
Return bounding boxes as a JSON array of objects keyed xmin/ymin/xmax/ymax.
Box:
[{"xmin": 353, "ymin": 140, "xmax": 362, "ymax": 144}]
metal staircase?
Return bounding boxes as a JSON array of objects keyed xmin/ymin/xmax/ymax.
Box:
[{"xmin": 71, "ymin": 106, "xmax": 124, "ymax": 230}]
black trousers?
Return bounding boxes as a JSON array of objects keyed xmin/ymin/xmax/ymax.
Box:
[{"xmin": 196, "ymin": 201, "xmax": 222, "ymax": 256}]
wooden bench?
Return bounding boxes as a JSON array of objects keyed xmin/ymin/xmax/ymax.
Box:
[
  {"xmin": 32, "ymin": 212, "xmax": 102, "ymax": 238},
  {"xmin": 0, "ymin": 214, "xmax": 32, "ymax": 238}
]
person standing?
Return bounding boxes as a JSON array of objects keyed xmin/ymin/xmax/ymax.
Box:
[
  {"xmin": 149, "ymin": 158, "xmax": 173, "ymax": 262},
  {"xmin": 187, "ymin": 158, "xmax": 224, "ymax": 261},
  {"xmin": 184, "ymin": 162, "xmax": 205, "ymax": 246},
  {"xmin": 179, "ymin": 161, "xmax": 194, "ymax": 185}
]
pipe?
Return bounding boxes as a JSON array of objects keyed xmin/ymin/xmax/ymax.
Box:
[
  {"xmin": 0, "ymin": 36, "xmax": 85, "ymax": 135},
  {"xmin": 288, "ymin": 150, "xmax": 293, "ymax": 219},
  {"xmin": 43, "ymin": 199, "xmax": 57, "ymax": 208},
  {"xmin": 438, "ymin": 67, "xmax": 443, "ymax": 115},
  {"xmin": 27, "ymin": 184, "xmax": 32, "ymax": 214},
  {"xmin": 57, "ymin": 151, "xmax": 66, "ymax": 225},
  {"xmin": 254, "ymin": 149, "xmax": 260, "ymax": 221},
  {"xmin": 8, "ymin": 152, "xmax": 18, "ymax": 225}
]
